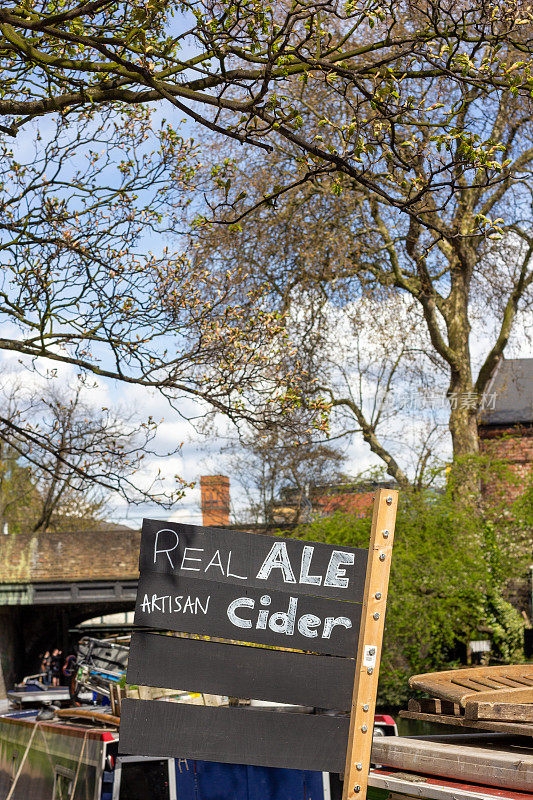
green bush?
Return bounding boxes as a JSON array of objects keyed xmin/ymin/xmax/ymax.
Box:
[{"xmin": 290, "ymin": 482, "xmax": 528, "ymax": 707}]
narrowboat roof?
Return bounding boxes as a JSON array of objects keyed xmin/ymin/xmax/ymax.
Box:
[
  {"xmin": 369, "ymin": 768, "xmax": 533, "ymax": 800},
  {"xmin": 0, "ymin": 707, "xmax": 119, "ymax": 742}
]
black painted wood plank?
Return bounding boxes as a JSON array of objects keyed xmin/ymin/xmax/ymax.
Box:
[
  {"xmin": 127, "ymin": 631, "xmax": 355, "ymax": 709},
  {"xmin": 119, "ymin": 699, "xmax": 349, "ymax": 772},
  {"xmin": 139, "ymin": 519, "xmax": 367, "ymax": 602},
  {"xmin": 134, "ymin": 571, "xmax": 361, "ymax": 657}
]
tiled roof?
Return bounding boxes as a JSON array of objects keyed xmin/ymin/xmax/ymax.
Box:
[{"xmin": 479, "ymin": 358, "xmax": 533, "ymax": 425}]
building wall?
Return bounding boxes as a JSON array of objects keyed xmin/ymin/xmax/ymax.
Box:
[
  {"xmin": 313, "ymin": 491, "xmax": 375, "ymax": 518},
  {"xmin": 0, "ymin": 529, "xmax": 141, "ymax": 584},
  {"xmin": 478, "ymin": 424, "xmax": 532, "ymax": 501}
]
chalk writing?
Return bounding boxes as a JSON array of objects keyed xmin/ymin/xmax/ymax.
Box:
[
  {"xmin": 226, "ymin": 595, "xmax": 353, "ymax": 640},
  {"xmin": 134, "ymin": 572, "xmax": 361, "ymax": 657},
  {"xmin": 139, "ymin": 520, "xmax": 367, "ymax": 603},
  {"xmin": 140, "ymin": 594, "xmax": 211, "ymax": 615}
]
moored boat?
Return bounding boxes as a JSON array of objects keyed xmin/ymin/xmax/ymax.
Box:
[{"xmin": 0, "ymin": 705, "xmax": 398, "ymax": 799}]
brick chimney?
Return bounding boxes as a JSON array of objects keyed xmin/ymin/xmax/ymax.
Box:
[{"xmin": 200, "ymin": 475, "xmax": 230, "ymax": 527}]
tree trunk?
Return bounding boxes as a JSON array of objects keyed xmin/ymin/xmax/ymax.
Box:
[
  {"xmin": 449, "ymin": 402, "xmax": 479, "ymax": 459},
  {"xmin": 446, "ymin": 261, "xmax": 481, "ymax": 500}
]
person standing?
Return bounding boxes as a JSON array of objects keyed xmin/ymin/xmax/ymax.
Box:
[
  {"xmin": 40, "ymin": 651, "xmax": 51, "ymax": 685},
  {"xmin": 50, "ymin": 648, "xmax": 63, "ymax": 686}
]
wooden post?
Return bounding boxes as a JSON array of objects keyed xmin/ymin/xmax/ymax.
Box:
[{"xmin": 342, "ymin": 488, "xmax": 398, "ymax": 800}]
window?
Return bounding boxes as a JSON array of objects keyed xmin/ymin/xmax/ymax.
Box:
[
  {"xmin": 53, "ymin": 765, "xmax": 74, "ymax": 800},
  {"xmin": 118, "ymin": 759, "xmax": 171, "ymax": 800}
]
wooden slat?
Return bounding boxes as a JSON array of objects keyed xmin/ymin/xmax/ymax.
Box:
[
  {"xmin": 370, "ymin": 736, "xmax": 533, "ymax": 792},
  {"xmin": 464, "ymin": 702, "xmax": 533, "ymax": 723},
  {"xmin": 139, "ymin": 519, "xmax": 367, "ymax": 602},
  {"xmin": 119, "ymin": 699, "xmax": 349, "ymax": 772},
  {"xmin": 501, "ymin": 676, "xmax": 533, "ymax": 686},
  {"xmin": 127, "ymin": 631, "xmax": 355, "ymax": 709},
  {"xmin": 407, "ymin": 698, "xmax": 461, "ymax": 716},
  {"xmin": 466, "ymin": 677, "xmax": 506, "ymax": 689},
  {"xmin": 459, "ymin": 687, "xmax": 533, "ymax": 705},
  {"xmin": 134, "ymin": 571, "xmax": 361, "ymax": 657},
  {"xmin": 450, "ymin": 677, "xmax": 491, "ymax": 692},
  {"xmin": 409, "ymin": 665, "xmax": 533, "ymax": 707},
  {"xmin": 399, "ymin": 710, "xmax": 533, "ymax": 737},
  {"xmin": 439, "ymin": 700, "xmax": 462, "ymax": 716},
  {"xmin": 488, "ymin": 676, "xmax": 527, "ymax": 688}
]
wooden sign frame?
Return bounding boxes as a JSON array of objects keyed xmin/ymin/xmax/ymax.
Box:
[
  {"xmin": 342, "ymin": 488, "xmax": 397, "ymax": 799},
  {"xmin": 119, "ymin": 489, "xmax": 398, "ymax": 800}
]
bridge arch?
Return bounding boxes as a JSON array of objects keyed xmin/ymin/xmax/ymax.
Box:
[{"xmin": 0, "ymin": 527, "xmax": 140, "ymax": 695}]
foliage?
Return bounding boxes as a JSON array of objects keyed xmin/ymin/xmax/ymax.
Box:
[
  {"xmin": 190, "ymin": 90, "xmax": 533, "ymax": 491},
  {"xmin": 0, "ymin": 443, "xmax": 106, "ymax": 534},
  {"xmin": 512, "ymin": 483, "xmax": 533, "ymax": 529},
  {"xmin": 2, "ymin": 1, "xmax": 533, "ymax": 163},
  {"xmin": 482, "ymin": 590, "xmax": 525, "ymax": 663},
  {"xmin": 0, "ymin": 443, "xmax": 40, "ymax": 533},
  {"xmin": 0, "ymin": 106, "xmax": 290, "ymax": 407},
  {"xmin": 293, "ymin": 479, "xmax": 529, "ymax": 706},
  {"xmin": 0, "ymin": 104, "xmax": 309, "ymax": 498},
  {"xmin": 0, "ymin": 1, "xmax": 532, "ymax": 492}
]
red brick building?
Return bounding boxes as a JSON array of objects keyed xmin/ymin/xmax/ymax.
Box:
[
  {"xmin": 478, "ymin": 358, "xmax": 532, "ymax": 500},
  {"xmin": 198, "ymin": 474, "xmax": 393, "ymax": 528},
  {"xmin": 270, "ymin": 481, "xmax": 397, "ymax": 524}
]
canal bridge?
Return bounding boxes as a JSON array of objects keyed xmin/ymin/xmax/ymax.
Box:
[{"xmin": 0, "ymin": 526, "xmax": 141, "ymax": 696}]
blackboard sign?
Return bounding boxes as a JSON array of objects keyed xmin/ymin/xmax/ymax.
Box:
[
  {"xmin": 138, "ymin": 520, "xmax": 367, "ymax": 601},
  {"xmin": 133, "ymin": 571, "xmax": 362, "ymax": 656},
  {"xmin": 119, "ymin": 490, "xmax": 398, "ymax": 800},
  {"xmin": 127, "ymin": 631, "xmax": 356, "ymax": 709},
  {"xmin": 120, "ymin": 698, "xmax": 350, "ymax": 772}
]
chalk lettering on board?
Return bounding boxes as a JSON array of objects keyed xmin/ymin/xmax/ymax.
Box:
[
  {"xmin": 324, "ymin": 551, "xmax": 355, "ymax": 588},
  {"xmin": 226, "ymin": 551, "xmax": 247, "ymax": 581},
  {"xmin": 227, "ymin": 597, "xmax": 254, "ymax": 628},
  {"xmin": 196, "ymin": 596, "xmax": 210, "ymax": 615},
  {"xmin": 256, "ymin": 542, "xmax": 296, "ymax": 583},
  {"xmin": 297, "ymin": 613, "xmax": 321, "ymax": 637},
  {"xmin": 322, "ymin": 616, "xmax": 352, "ymax": 638},
  {"xmin": 204, "ymin": 549, "xmax": 225, "ymax": 575},
  {"xmin": 181, "ymin": 547, "xmax": 204, "ymax": 571},
  {"xmin": 268, "ymin": 597, "xmax": 297, "ymax": 635},
  {"xmin": 224, "ymin": 595, "xmax": 354, "ymax": 640},
  {"xmin": 299, "ymin": 545, "xmax": 322, "ymax": 586},
  {"xmin": 140, "ymin": 593, "xmax": 211, "ymax": 615},
  {"xmin": 153, "ymin": 529, "xmax": 179, "ymax": 568},
  {"xmin": 256, "ymin": 595, "xmax": 271, "ymax": 629},
  {"xmin": 183, "ymin": 596, "xmax": 195, "ymax": 613}
]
